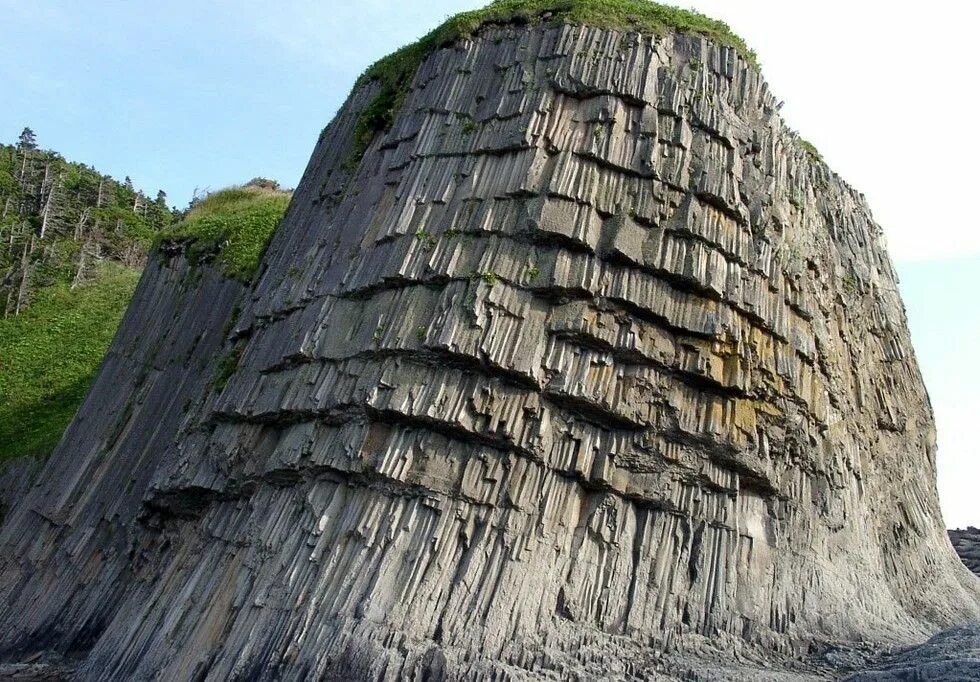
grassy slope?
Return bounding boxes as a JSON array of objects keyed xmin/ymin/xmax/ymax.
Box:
[
  {"xmin": 351, "ymin": 0, "xmax": 756, "ymax": 159},
  {"xmin": 0, "ymin": 185, "xmax": 290, "ymax": 463},
  {"xmin": 0, "ymin": 264, "xmax": 140, "ymax": 461},
  {"xmin": 163, "ymin": 186, "xmax": 291, "ymax": 280}
]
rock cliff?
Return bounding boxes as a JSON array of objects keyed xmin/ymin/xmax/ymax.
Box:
[
  {"xmin": 1, "ymin": 3, "xmax": 978, "ymax": 679},
  {"xmin": 951, "ymin": 528, "xmax": 980, "ymax": 576}
]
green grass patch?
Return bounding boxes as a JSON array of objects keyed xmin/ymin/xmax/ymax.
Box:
[
  {"xmin": 799, "ymin": 138, "xmax": 823, "ymax": 163},
  {"xmin": 161, "ymin": 186, "xmax": 290, "ymax": 281},
  {"xmin": 349, "ymin": 0, "xmax": 756, "ymax": 162},
  {"xmin": 213, "ymin": 347, "xmax": 243, "ymax": 391},
  {"xmin": 0, "ymin": 263, "xmax": 141, "ymax": 462}
]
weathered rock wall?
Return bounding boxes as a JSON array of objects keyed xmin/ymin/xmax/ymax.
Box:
[
  {"xmin": 0, "ymin": 21, "xmax": 977, "ymax": 681},
  {"xmin": 0, "ymin": 250, "xmax": 245, "ymax": 660},
  {"xmin": 0, "ymin": 458, "xmax": 39, "ymax": 523},
  {"xmin": 951, "ymin": 528, "xmax": 980, "ymax": 576},
  {"xmin": 846, "ymin": 622, "xmax": 980, "ymax": 681}
]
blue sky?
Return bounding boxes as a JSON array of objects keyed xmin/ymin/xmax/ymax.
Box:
[
  {"xmin": 898, "ymin": 259, "xmax": 980, "ymax": 530},
  {"xmin": 0, "ymin": 1, "xmax": 489, "ymax": 206},
  {"xmin": 2, "ymin": 0, "xmax": 977, "ymax": 527}
]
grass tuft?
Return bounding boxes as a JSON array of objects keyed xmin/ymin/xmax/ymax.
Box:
[
  {"xmin": 799, "ymin": 138, "xmax": 823, "ymax": 163},
  {"xmin": 161, "ymin": 185, "xmax": 291, "ymax": 281},
  {"xmin": 213, "ymin": 347, "xmax": 243, "ymax": 391}
]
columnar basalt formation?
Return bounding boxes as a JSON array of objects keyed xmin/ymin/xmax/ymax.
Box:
[
  {"xmin": 951, "ymin": 528, "xmax": 980, "ymax": 576},
  {"xmin": 0, "ymin": 8, "xmax": 978, "ymax": 681}
]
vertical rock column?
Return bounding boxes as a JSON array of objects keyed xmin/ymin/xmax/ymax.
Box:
[{"xmin": 0, "ymin": 21, "xmax": 977, "ymax": 681}]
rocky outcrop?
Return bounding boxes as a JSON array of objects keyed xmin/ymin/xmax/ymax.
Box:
[
  {"xmin": 0, "ymin": 8, "xmax": 977, "ymax": 681},
  {"xmin": 846, "ymin": 622, "xmax": 980, "ymax": 681},
  {"xmin": 0, "ymin": 458, "xmax": 39, "ymax": 522},
  {"xmin": 0, "ymin": 250, "xmax": 245, "ymax": 669},
  {"xmin": 951, "ymin": 528, "xmax": 980, "ymax": 576}
]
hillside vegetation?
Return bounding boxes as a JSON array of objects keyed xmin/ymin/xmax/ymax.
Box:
[
  {"xmin": 0, "ymin": 131, "xmax": 289, "ymax": 462},
  {"xmin": 0, "ymin": 128, "xmax": 176, "ymax": 462},
  {"xmin": 0, "ymin": 128, "xmax": 176, "ymax": 316},
  {"xmin": 162, "ymin": 181, "xmax": 291, "ymax": 280},
  {"xmin": 0, "ymin": 263, "xmax": 139, "ymax": 460}
]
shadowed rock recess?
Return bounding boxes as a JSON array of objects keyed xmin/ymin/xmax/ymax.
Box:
[{"xmin": 1, "ymin": 6, "xmax": 979, "ymax": 681}]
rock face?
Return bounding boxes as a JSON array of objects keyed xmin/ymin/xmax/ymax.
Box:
[
  {"xmin": 846, "ymin": 622, "xmax": 980, "ymax": 681},
  {"xmin": 0, "ymin": 12, "xmax": 978, "ymax": 681},
  {"xmin": 951, "ymin": 528, "xmax": 980, "ymax": 576}
]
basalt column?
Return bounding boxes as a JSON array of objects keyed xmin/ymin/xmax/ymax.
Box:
[{"xmin": 0, "ymin": 18, "xmax": 977, "ymax": 682}]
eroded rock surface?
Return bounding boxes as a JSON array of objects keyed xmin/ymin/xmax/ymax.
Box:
[
  {"xmin": 846, "ymin": 621, "xmax": 980, "ymax": 681},
  {"xmin": 0, "ymin": 458, "xmax": 39, "ymax": 523},
  {"xmin": 951, "ymin": 528, "xmax": 980, "ymax": 576},
  {"xmin": 0, "ymin": 18, "xmax": 977, "ymax": 681}
]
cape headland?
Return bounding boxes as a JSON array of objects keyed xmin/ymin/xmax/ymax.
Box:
[{"xmin": 0, "ymin": 2, "xmax": 977, "ymax": 679}]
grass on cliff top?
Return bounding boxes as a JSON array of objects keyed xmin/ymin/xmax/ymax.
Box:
[
  {"xmin": 0, "ymin": 263, "xmax": 140, "ymax": 462},
  {"xmin": 799, "ymin": 138, "xmax": 823, "ymax": 162},
  {"xmin": 162, "ymin": 185, "xmax": 291, "ymax": 281},
  {"xmin": 350, "ymin": 0, "xmax": 755, "ymax": 160}
]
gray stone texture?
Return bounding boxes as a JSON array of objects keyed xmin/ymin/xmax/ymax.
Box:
[
  {"xmin": 0, "ymin": 23, "xmax": 978, "ymax": 680},
  {"xmin": 846, "ymin": 622, "xmax": 980, "ymax": 681},
  {"xmin": 951, "ymin": 528, "xmax": 980, "ymax": 576}
]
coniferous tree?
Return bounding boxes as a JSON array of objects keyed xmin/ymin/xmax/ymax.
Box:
[
  {"xmin": 0, "ymin": 129, "xmax": 179, "ymax": 315},
  {"xmin": 17, "ymin": 127, "xmax": 36, "ymax": 151}
]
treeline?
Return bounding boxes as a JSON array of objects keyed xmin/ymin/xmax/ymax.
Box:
[{"xmin": 0, "ymin": 127, "xmax": 178, "ymax": 316}]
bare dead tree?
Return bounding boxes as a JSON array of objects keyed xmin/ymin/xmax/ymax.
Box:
[
  {"xmin": 14, "ymin": 235, "xmax": 33, "ymax": 315},
  {"xmin": 39, "ymin": 174, "xmax": 56, "ymax": 239},
  {"xmin": 72, "ymin": 241, "xmax": 89, "ymax": 289},
  {"xmin": 75, "ymin": 207, "xmax": 90, "ymax": 240}
]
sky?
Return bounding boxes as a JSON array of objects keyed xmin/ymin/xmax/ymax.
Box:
[{"xmin": 1, "ymin": 0, "xmax": 977, "ymax": 527}]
